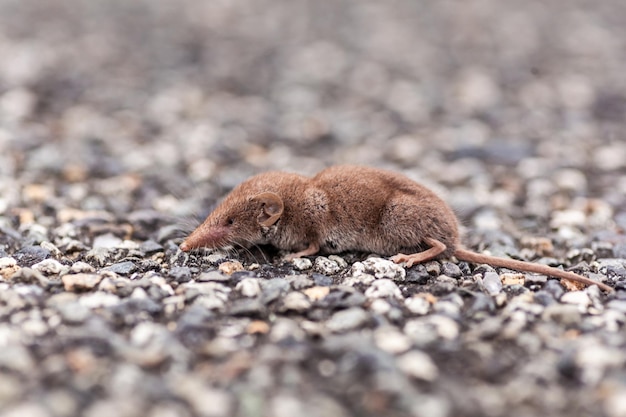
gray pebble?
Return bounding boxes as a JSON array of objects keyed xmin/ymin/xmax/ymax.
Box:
[
  {"xmin": 286, "ymin": 274, "xmax": 314, "ymax": 290},
  {"xmin": 140, "ymin": 240, "xmax": 164, "ymax": 255},
  {"xmin": 543, "ymin": 280, "xmax": 565, "ymax": 299},
  {"xmin": 483, "ymin": 271, "xmax": 502, "ymax": 295},
  {"xmin": 433, "ymin": 301, "xmax": 462, "ymax": 319},
  {"xmin": 279, "ymin": 292, "xmax": 312, "ymax": 312},
  {"xmin": 79, "ymin": 292, "xmax": 121, "ymax": 308},
  {"xmin": 406, "ymin": 265, "xmax": 430, "ymax": 283},
  {"xmin": 318, "ymin": 288, "xmax": 366, "ymax": 309},
  {"xmin": 542, "ymin": 304, "xmax": 582, "ymax": 326},
  {"xmin": 533, "ymin": 291, "xmax": 556, "ymax": 306},
  {"xmin": 229, "ymin": 298, "xmax": 266, "ymax": 317},
  {"xmin": 197, "ymin": 270, "xmax": 229, "ymax": 282},
  {"xmin": 597, "ymin": 259, "xmax": 626, "ymax": 279},
  {"xmin": 92, "ymin": 233, "xmax": 123, "ymax": 249},
  {"xmin": 606, "ymin": 300, "xmax": 626, "ymax": 314},
  {"xmin": 441, "ymin": 262, "xmax": 462, "ymax": 278},
  {"xmin": 204, "ymin": 253, "xmax": 228, "ymax": 264},
  {"xmin": 104, "ymin": 261, "xmax": 137, "ymax": 276},
  {"xmin": 169, "ymin": 266, "xmax": 191, "ymax": 282},
  {"xmin": 15, "ymin": 245, "xmax": 50, "ymax": 267},
  {"xmin": 467, "ymin": 293, "xmax": 496, "ymax": 316},
  {"xmin": 312, "ymin": 274, "xmax": 333, "ymax": 287},
  {"xmin": 326, "ymin": 307, "xmax": 369, "ymax": 332},
  {"xmin": 57, "ymin": 301, "xmax": 91, "ymax": 324},
  {"xmin": 261, "ymin": 278, "xmax": 290, "ymax": 303}
]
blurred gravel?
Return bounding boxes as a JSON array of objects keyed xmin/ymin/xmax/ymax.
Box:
[{"xmin": 1, "ymin": 0, "xmax": 626, "ymax": 416}]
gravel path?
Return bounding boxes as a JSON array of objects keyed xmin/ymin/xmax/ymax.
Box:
[{"xmin": 1, "ymin": 1, "xmax": 626, "ymax": 416}]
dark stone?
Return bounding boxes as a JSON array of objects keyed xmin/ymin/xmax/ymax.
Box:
[
  {"xmin": 109, "ymin": 298, "xmax": 163, "ymax": 326},
  {"xmin": 467, "ymin": 293, "xmax": 496, "ymax": 315},
  {"xmin": 503, "ymin": 284, "xmax": 529, "ymax": 296},
  {"xmin": 441, "ymin": 262, "xmax": 462, "ymax": 278},
  {"xmin": 178, "ymin": 305, "xmax": 216, "ymax": 328},
  {"xmin": 312, "ymin": 274, "xmax": 334, "ymax": 287},
  {"xmin": 230, "ymin": 270, "xmax": 257, "ymax": 283},
  {"xmin": 406, "ymin": 265, "xmax": 430, "ymax": 283},
  {"xmin": 471, "ymin": 264, "xmax": 497, "ymax": 275},
  {"xmin": 140, "ymin": 240, "xmax": 164, "ymax": 255},
  {"xmin": 286, "ymin": 274, "xmax": 314, "ymax": 290},
  {"xmin": 593, "ymin": 92, "xmax": 626, "ymax": 122},
  {"xmin": 15, "ymin": 245, "xmax": 51, "ymax": 267},
  {"xmin": 229, "ymin": 298, "xmax": 266, "ymax": 317},
  {"xmin": 533, "ymin": 291, "xmax": 556, "ymax": 307},
  {"xmin": 169, "ymin": 266, "xmax": 192, "ymax": 282},
  {"xmin": 318, "ymin": 289, "xmax": 366, "ymax": 309},
  {"xmin": 261, "ymin": 278, "xmax": 290, "ymax": 304},
  {"xmin": 104, "ymin": 261, "xmax": 137, "ymax": 275},
  {"xmin": 543, "ymin": 280, "xmax": 565, "ymax": 300}
]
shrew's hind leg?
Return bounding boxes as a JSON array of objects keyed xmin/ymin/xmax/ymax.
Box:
[{"xmin": 390, "ymin": 237, "xmax": 447, "ymax": 268}]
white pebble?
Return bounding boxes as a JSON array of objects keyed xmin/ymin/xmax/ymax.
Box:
[
  {"xmin": 32, "ymin": 259, "xmax": 67, "ymax": 276},
  {"xmin": 405, "ymin": 296, "xmax": 431, "ymax": 315},
  {"xmin": 351, "ymin": 257, "xmax": 405, "ymax": 281},
  {"xmin": 314, "ymin": 256, "xmax": 341, "ymax": 275},
  {"xmin": 291, "ymin": 257, "xmax": 312, "ymax": 270},
  {"xmin": 364, "ymin": 279, "xmax": 402, "ymax": 299},
  {"xmin": 396, "ymin": 350, "xmax": 439, "ymax": 381},
  {"xmin": 235, "ymin": 278, "xmax": 262, "ymax": 297},
  {"xmin": 374, "ymin": 326, "xmax": 412, "ymax": 354}
]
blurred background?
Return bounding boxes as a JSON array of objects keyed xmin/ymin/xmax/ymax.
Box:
[{"xmin": 0, "ymin": 0, "xmax": 625, "ymax": 241}]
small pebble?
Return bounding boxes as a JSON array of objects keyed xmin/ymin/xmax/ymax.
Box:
[
  {"xmin": 104, "ymin": 261, "xmax": 136, "ymax": 276},
  {"xmin": 32, "ymin": 259, "xmax": 67, "ymax": 276},
  {"xmin": 236, "ymin": 278, "xmax": 262, "ymax": 297},
  {"xmin": 325, "ymin": 307, "xmax": 369, "ymax": 332},
  {"xmin": 364, "ymin": 279, "xmax": 402, "ymax": 299},
  {"xmin": 279, "ymin": 292, "xmax": 312, "ymax": 312},
  {"xmin": 62, "ymin": 274, "xmax": 103, "ymax": 292},
  {"xmin": 218, "ymin": 260, "xmax": 244, "ymax": 275},
  {"xmin": 405, "ymin": 295, "xmax": 431, "ymax": 315},
  {"xmin": 291, "ymin": 258, "xmax": 313, "ymax": 270},
  {"xmin": 396, "ymin": 350, "xmax": 439, "ymax": 381},
  {"xmin": 351, "ymin": 257, "xmax": 406, "ymax": 281},
  {"xmin": 314, "ymin": 256, "xmax": 342, "ymax": 275}
]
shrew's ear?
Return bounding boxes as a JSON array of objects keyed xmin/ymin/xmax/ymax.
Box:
[{"xmin": 251, "ymin": 192, "xmax": 284, "ymax": 227}]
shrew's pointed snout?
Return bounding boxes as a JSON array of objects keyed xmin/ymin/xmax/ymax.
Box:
[{"xmin": 179, "ymin": 224, "xmax": 229, "ymax": 252}]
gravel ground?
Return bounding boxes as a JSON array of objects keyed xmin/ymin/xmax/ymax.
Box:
[{"xmin": 1, "ymin": 0, "xmax": 626, "ymax": 416}]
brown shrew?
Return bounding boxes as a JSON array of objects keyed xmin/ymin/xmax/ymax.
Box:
[{"xmin": 180, "ymin": 165, "xmax": 613, "ymax": 293}]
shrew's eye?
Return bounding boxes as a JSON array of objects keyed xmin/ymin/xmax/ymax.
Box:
[{"xmin": 226, "ymin": 218, "xmax": 234, "ymax": 225}]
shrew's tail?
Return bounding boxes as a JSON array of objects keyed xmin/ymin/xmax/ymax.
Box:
[{"xmin": 455, "ymin": 248, "xmax": 613, "ymax": 293}]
